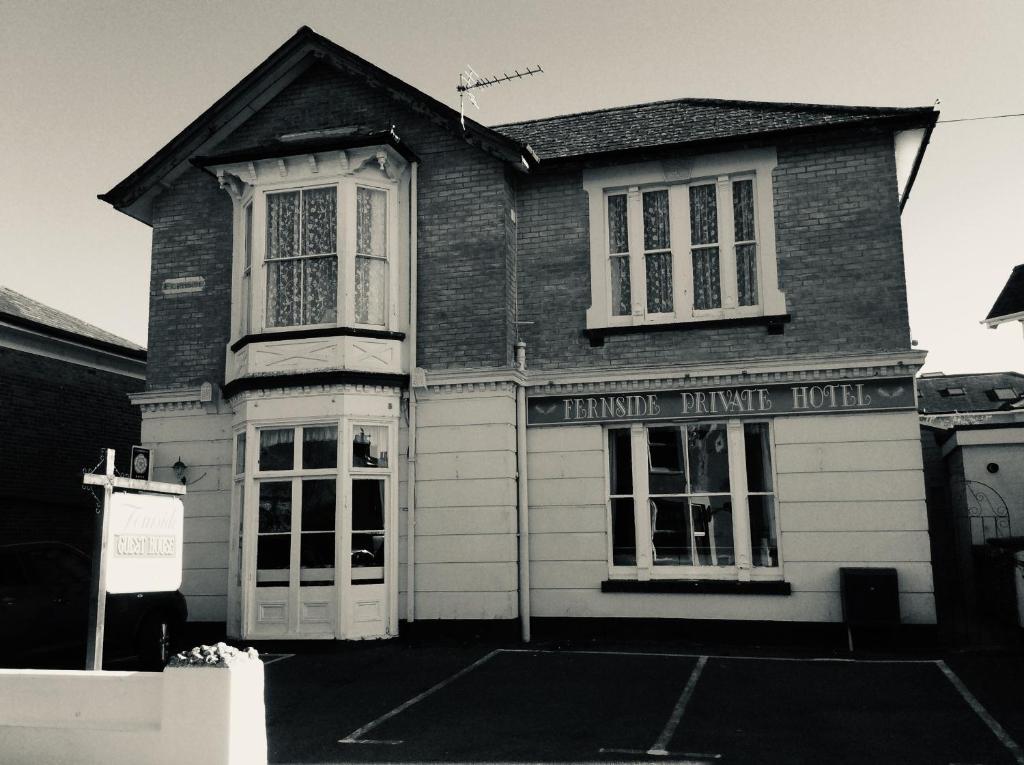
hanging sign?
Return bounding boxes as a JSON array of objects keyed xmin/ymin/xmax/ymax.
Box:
[
  {"xmin": 105, "ymin": 492, "xmax": 184, "ymax": 594},
  {"xmin": 527, "ymin": 376, "xmax": 916, "ymax": 426}
]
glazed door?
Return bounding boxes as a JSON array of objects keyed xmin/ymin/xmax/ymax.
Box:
[
  {"xmin": 345, "ymin": 477, "xmax": 388, "ymax": 638},
  {"xmin": 249, "ymin": 426, "xmax": 339, "ymax": 639}
]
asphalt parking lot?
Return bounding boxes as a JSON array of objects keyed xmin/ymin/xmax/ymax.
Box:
[{"xmin": 262, "ymin": 641, "xmax": 1024, "ymax": 764}]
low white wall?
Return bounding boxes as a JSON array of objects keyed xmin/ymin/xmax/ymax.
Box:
[{"xmin": 0, "ymin": 664, "xmax": 266, "ymax": 765}]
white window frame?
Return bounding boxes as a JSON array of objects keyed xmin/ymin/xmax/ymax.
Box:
[
  {"xmin": 584, "ymin": 148, "xmax": 785, "ymax": 329},
  {"xmin": 216, "ymin": 147, "xmax": 407, "ymax": 340},
  {"xmin": 604, "ymin": 419, "xmax": 783, "ymax": 583}
]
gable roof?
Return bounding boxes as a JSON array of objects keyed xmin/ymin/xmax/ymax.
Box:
[
  {"xmin": 493, "ymin": 97, "xmax": 937, "ymax": 162},
  {"xmin": 917, "ymin": 371, "xmax": 1024, "ymax": 414},
  {"xmin": 101, "ymin": 27, "xmax": 937, "ymax": 226},
  {"xmin": 0, "ymin": 286, "xmax": 146, "ymax": 359},
  {"xmin": 984, "ymin": 264, "xmax": 1024, "ymax": 326},
  {"xmin": 100, "ymin": 26, "xmax": 532, "ymax": 225}
]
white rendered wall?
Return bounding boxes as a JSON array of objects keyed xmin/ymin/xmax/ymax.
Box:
[
  {"xmin": 408, "ymin": 383, "xmax": 519, "ymax": 620},
  {"xmin": 141, "ymin": 402, "xmax": 234, "ymax": 623},
  {"xmin": 526, "ymin": 411, "xmax": 935, "ymax": 624}
]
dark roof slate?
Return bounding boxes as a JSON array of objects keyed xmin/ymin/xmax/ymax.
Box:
[
  {"xmin": 493, "ymin": 98, "xmax": 936, "ymax": 161},
  {"xmin": 917, "ymin": 372, "xmax": 1024, "ymax": 414},
  {"xmin": 0, "ymin": 286, "xmax": 146, "ymax": 356},
  {"xmin": 985, "ymin": 264, "xmax": 1024, "ymax": 323}
]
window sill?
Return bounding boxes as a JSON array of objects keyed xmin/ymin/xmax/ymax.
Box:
[
  {"xmin": 231, "ymin": 326, "xmax": 406, "ymax": 353},
  {"xmin": 585, "ymin": 314, "xmax": 790, "ymax": 347},
  {"xmin": 601, "ymin": 579, "xmax": 791, "ymax": 595}
]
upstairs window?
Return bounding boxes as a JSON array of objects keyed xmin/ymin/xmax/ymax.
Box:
[
  {"xmin": 585, "ymin": 148, "xmax": 785, "ymax": 329},
  {"xmin": 211, "ymin": 146, "xmax": 407, "ymax": 339},
  {"xmin": 265, "ymin": 187, "xmax": 338, "ymax": 327}
]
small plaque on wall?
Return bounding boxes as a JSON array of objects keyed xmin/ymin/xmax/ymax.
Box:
[
  {"xmin": 130, "ymin": 446, "xmax": 152, "ymax": 481},
  {"xmin": 161, "ymin": 276, "xmax": 205, "ymax": 296}
]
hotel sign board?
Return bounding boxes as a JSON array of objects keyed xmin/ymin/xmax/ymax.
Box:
[
  {"xmin": 527, "ymin": 377, "xmax": 916, "ymax": 426},
  {"xmin": 105, "ymin": 492, "xmax": 184, "ymax": 594}
]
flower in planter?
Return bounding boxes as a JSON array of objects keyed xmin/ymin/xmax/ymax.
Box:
[{"xmin": 168, "ymin": 642, "xmax": 261, "ymax": 668}]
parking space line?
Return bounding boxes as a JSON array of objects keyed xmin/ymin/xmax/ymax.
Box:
[
  {"xmin": 936, "ymin": 660, "xmax": 1024, "ymax": 765},
  {"xmin": 647, "ymin": 655, "xmax": 708, "ymax": 756},
  {"xmin": 502, "ymin": 647, "xmax": 939, "ymax": 664},
  {"xmin": 338, "ymin": 648, "xmax": 502, "ymax": 745},
  {"xmin": 600, "ymin": 749, "xmax": 720, "ymax": 763}
]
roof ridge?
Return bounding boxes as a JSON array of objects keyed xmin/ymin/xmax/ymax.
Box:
[
  {"xmin": 0, "ymin": 285, "xmax": 145, "ymax": 352},
  {"xmin": 492, "ymin": 95, "xmax": 932, "ymax": 130}
]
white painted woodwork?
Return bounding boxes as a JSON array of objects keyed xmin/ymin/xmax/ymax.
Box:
[
  {"xmin": 412, "ymin": 591, "xmax": 518, "ymax": 620},
  {"xmin": 530, "ymin": 532, "xmax": 607, "ymax": 562},
  {"xmin": 528, "ymin": 425, "xmax": 603, "ymax": 453},
  {"xmin": 409, "ymin": 506, "xmax": 518, "ymax": 536},
  {"xmin": 777, "ymin": 471, "xmax": 926, "ymax": 502},
  {"xmin": 224, "ymin": 335, "xmax": 404, "ymax": 386},
  {"xmin": 781, "ymin": 531, "xmax": 932, "ymax": 562},
  {"xmin": 414, "ymin": 478, "xmax": 518, "ymax": 508},
  {"xmin": 775, "ymin": 440, "xmax": 924, "ymax": 473},
  {"xmin": 527, "ymin": 450, "xmax": 605, "ymax": 479},
  {"xmin": 413, "ymin": 562, "xmax": 518, "ymax": 592},
  {"xmin": 780, "ymin": 501, "xmax": 929, "ymax": 532},
  {"xmin": 414, "ymin": 534, "xmax": 517, "ymax": 564},
  {"xmin": 183, "ymin": 595, "xmax": 228, "ymax": 622},
  {"xmin": 181, "ymin": 569, "xmax": 228, "ymax": 597},
  {"xmin": 184, "ymin": 516, "xmax": 230, "ymax": 543},
  {"xmin": 183, "ymin": 543, "xmax": 229, "ymax": 570},
  {"xmin": 531, "ymin": 560, "xmax": 612, "ymax": 589},
  {"xmin": 528, "ymin": 477, "xmax": 607, "ymax": 507},
  {"xmin": 415, "ymin": 423, "xmax": 516, "ymax": 454},
  {"xmin": 774, "ymin": 411, "xmax": 920, "ymax": 444},
  {"xmin": 415, "ymin": 394, "xmax": 517, "ymax": 426},
  {"xmin": 415, "ymin": 451, "xmax": 517, "ymax": 481},
  {"xmin": 529, "ymin": 506, "xmax": 607, "ymax": 534}
]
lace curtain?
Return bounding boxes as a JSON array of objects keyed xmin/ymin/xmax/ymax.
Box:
[
  {"xmin": 265, "ymin": 189, "xmax": 338, "ymax": 327},
  {"xmin": 733, "ymin": 180, "xmax": 758, "ymax": 307},
  {"xmin": 690, "ymin": 185, "xmax": 721, "ymax": 310},
  {"xmin": 643, "ymin": 190, "xmax": 672, "ymax": 313},
  {"xmin": 356, "ymin": 187, "xmax": 387, "ymax": 326},
  {"xmin": 607, "ymin": 194, "xmax": 630, "ymax": 315}
]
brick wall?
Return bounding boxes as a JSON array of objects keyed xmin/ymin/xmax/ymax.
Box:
[
  {"xmin": 148, "ymin": 168, "xmax": 233, "ymax": 390},
  {"xmin": 144, "ymin": 62, "xmax": 516, "ymax": 391},
  {"xmin": 515, "ymin": 128, "xmax": 912, "ymax": 370},
  {"xmin": 0, "ymin": 347, "xmax": 142, "ymax": 545}
]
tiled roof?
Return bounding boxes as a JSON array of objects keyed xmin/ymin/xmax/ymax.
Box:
[
  {"xmin": 917, "ymin": 372, "xmax": 1024, "ymax": 414},
  {"xmin": 0, "ymin": 286, "xmax": 145, "ymax": 355},
  {"xmin": 985, "ymin": 264, "xmax": 1024, "ymax": 323},
  {"xmin": 494, "ymin": 98, "xmax": 935, "ymax": 161}
]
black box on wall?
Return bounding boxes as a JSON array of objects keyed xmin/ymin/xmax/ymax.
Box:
[{"xmin": 840, "ymin": 567, "xmax": 900, "ymax": 625}]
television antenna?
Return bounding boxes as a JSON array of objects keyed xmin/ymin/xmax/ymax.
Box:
[{"xmin": 457, "ymin": 64, "xmax": 544, "ymax": 128}]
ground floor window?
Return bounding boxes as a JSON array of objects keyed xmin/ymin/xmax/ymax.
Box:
[{"xmin": 607, "ymin": 420, "xmax": 780, "ymax": 578}]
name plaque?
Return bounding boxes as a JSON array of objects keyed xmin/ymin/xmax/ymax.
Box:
[{"xmin": 527, "ymin": 377, "xmax": 915, "ymax": 426}]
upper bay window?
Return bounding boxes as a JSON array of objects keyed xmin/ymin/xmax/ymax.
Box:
[
  {"xmin": 210, "ymin": 144, "xmax": 410, "ymax": 339},
  {"xmin": 585, "ymin": 148, "xmax": 786, "ymax": 330}
]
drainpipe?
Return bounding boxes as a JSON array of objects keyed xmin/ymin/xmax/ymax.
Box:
[
  {"xmin": 406, "ymin": 162, "xmax": 418, "ymax": 623},
  {"xmin": 515, "ymin": 341, "xmax": 531, "ymax": 642}
]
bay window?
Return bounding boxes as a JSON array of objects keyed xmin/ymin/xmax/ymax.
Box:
[
  {"xmin": 210, "ymin": 145, "xmax": 407, "ymax": 341},
  {"xmin": 585, "ymin": 148, "xmax": 785, "ymax": 330},
  {"xmin": 607, "ymin": 419, "xmax": 780, "ymax": 580}
]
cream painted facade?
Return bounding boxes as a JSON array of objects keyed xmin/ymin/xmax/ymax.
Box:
[{"xmin": 134, "ymin": 354, "xmax": 936, "ymax": 636}]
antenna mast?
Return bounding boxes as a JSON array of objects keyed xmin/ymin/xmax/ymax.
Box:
[{"xmin": 458, "ymin": 64, "xmax": 544, "ymax": 128}]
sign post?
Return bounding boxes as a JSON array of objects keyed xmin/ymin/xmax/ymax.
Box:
[{"xmin": 82, "ymin": 448, "xmax": 186, "ymax": 671}]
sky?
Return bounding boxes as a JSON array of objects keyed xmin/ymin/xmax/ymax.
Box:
[{"xmin": 2, "ymin": 0, "xmax": 1022, "ymax": 373}]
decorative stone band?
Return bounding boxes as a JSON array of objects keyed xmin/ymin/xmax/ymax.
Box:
[
  {"xmin": 528, "ymin": 375, "xmax": 917, "ymax": 426},
  {"xmin": 130, "ymin": 383, "xmax": 215, "ymax": 413},
  {"xmin": 227, "ymin": 380, "xmax": 404, "ymax": 404}
]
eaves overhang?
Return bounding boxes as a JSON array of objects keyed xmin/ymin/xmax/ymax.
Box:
[{"xmin": 99, "ymin": 26, "xmax": 534, "ymax": 227}]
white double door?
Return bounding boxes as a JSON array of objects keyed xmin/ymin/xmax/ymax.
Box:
[{"xmin": 242, "ymin": 421, "xmax": 396, "ymax": 640}]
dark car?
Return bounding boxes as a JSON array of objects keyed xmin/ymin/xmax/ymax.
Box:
[{"xmin": 0, "ymin": 541, "xmax": 187, "ymax": 670}]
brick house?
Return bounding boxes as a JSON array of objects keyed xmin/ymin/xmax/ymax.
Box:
[
  {"xmin": 0, "ymin": 286, "xmax": 145, "ymax": 548},
  {"xmin": 101, "ymin": 27, "xmax": 938, "ymax": 640}
]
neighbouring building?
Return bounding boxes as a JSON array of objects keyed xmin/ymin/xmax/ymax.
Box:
[
  {"xmin": 0, "ymin": 286, "xmax": 145, "ymax": 548},
  {"xmin": 100, "ymin": 27, "xmax": 938, "ymax": 641},
  {"xmin": 918, "ymin": 371, "xmax": 1024, "ymax": 643}
]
